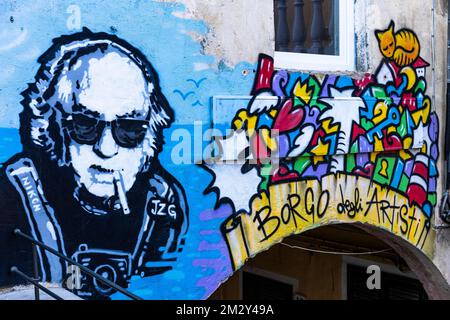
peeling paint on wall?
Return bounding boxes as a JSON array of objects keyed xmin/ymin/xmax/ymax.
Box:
[{"xmin": 158, "ymin": 0, "xmax": 275, "ymax": 67}]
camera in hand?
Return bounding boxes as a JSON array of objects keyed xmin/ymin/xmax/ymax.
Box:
[{"xmin": 70, "ymin": 244, "xmax": 132, "ymax": 299}]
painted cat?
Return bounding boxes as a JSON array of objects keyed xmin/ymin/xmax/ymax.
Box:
[{"xmin": 375, "ymin": 21, "xmax": 420, "ymax": 67}]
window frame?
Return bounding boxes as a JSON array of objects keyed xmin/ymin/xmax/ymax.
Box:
[
  {"xmin": 274, "ymin": 0, "xmax": 355, "ymax": 72},
  {"xmin": 238, "ymin": 267, "xmax": 299, "ymax": 300},
  {"xmin": 341, "ymin": 256, "xmax": 420, "ymax": 300}
]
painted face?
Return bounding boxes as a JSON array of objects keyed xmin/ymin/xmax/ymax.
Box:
[
  {"xmin": 62, "ymin": 51, "xmax": 154, "ymax": 199},
  {"xmin": 381, "ymin": 34, "xmax": 395, "ymax": 58},
  {"xmin": 376, "ymin": 26, "xmax": 396, "ymax": 59}
]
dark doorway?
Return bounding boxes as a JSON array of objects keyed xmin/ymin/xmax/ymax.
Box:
[
  {"xmin": 347, "ymin": 265, "xmax": 428, "ymax": 300},
  {"xmin": 242, "ymin": 271, "xmax": 293, "ymax": 300}
]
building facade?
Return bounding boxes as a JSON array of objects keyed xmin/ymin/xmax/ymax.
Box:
[{"xmin": 0, "ymin": 0, "xmax": 449, "ymax": 299}]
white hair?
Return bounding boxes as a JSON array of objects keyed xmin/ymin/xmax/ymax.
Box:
[{"xmin": 20, "ymin": 29, "xmax": 174, "ymax": 168}]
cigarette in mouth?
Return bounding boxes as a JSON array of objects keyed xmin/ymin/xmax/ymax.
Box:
[{"xmin": 113, "ymin": 170, "xmax": 130, "ymax": 215}]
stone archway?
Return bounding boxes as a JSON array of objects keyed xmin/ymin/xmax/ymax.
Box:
[
  {"xmin": 212, "ymin": 222, "xmax": 450, "ymax": 300},
  {"xmin": 356, "ymin": 223, "xmax": 450, "ymax": 299}
]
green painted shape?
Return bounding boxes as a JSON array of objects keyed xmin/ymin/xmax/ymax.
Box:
[
  {"xmin": 371, "ymin": 85, "xmax": 386, "ymax": 98},
  {"xmin": 414, "ymin": 79, "xmax": 427, "ymax": 94},
  {"xmin": 315, "ymin": 101, "xmax": 330, "ymax": 112},
  {"xmin": 399, "ymin": 174, "xmax": 410, "ymax": 193},
  {"xmin": 308, "ymin": 77, "xmax": 321, "ymax": 96},
  {"xmin": 293, "ymin": 96, "xmax": 304, "ymax": 108},
  {"xmin": 350, "ymin": 140, "xmax": 359, "ymax": 154},
  {"xmin": 371, "ymin": 86, "xmax": 391, "ymax": 104},
  {"xmin": 373, "ymin": 156, "xmax": 397, "ymax": 186},
  {"xmin": 346, "ymin": 154, "xmax": 356, "ymax": 173},
  {"xmin": 294, "ymin": 157, "xmax": 311, "ymax": 175},
  {"xmin": 398, "ymin": 112, "xmax": 408, "ymax": 137},
  {"xmin": 428, "ymin": 193, "xmax": 437, "ymax": 206},
  {"xmin": 259, "ymin": 163, "xmax": 273, "ymax": 191},
  {"xmin": 360, "ymin": 118, "xmax": 374, "ymax": 131}
]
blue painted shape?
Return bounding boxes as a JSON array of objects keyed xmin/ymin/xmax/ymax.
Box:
[
  {"xmin": 323, "ymin": 134, "xmax": 337, "ymax": 155},
  {"xmin": 429, "ymin": 159, "xmax": 438, "ymax": 177},
  {"xmin": 423, "ymin": 202, "xmax": 432, "ymax": 218},
  {"xmin": 0, "ymin": 128, "xmax": 21, "ymax": 167},
  {"xmin": 173, "ymin": 90, "xmax": 195, "ymax": 101},
  {"xmin": 386, "ymin": 74, "xmax": 408, "ymax": 96},
  {"xmin": 285, "ymin": 72, "xmax": 307, "ymax": 95},
  {"xmin": 360, "ymin": 90, "xmax": 377, "ymax": 119},
  {"xmin": 335, "ymin": 76, "xmax": 354, "ymax": 89},
  {"xmin": 192, "ymin": 100, "xmax": 204, "ymax": 107},
  {"xmin": 391, "ymin": 159, "xmax": 404, "ymax": 189},
  {"xmin": 366, "ymin": 106, "xmax": 401, "ymax": 144},
  {"xmin": 187, "ymin": 78, "xmax": 208, "ymax": 88},
  {"xmin": 416, "ymin": 92, "xmax": 424, "ymax": 109},
  {"xmin": 256, "ymin": 112, "xmax": 274, "ymax": 130}
]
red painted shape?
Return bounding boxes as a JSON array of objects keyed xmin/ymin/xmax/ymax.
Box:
[
  {"xmin": 351, "ymin": 122, "xmax": 366, "ymax": 144},
  {"xmin": 310, "ymin": 128, "xmax": 326, "ymax": 147},
  {"xmin": 401, "ymin": 92, "xmax": 417, "ymax": 112},
  {"xmin": 273, "ymin": 100, "xmax": 305, "ymax": 133},
  {"xmin": 271, "ymin": 165, "xmax": 301, "ymax": 183},
  {"xmin": 353, "ymin": 73, "xmax": 375, "ymax": 96},
  {"xmin": 251, "ymin": 132, "xmax": 270, "ymax": 163},
  {"xmin": 251, "ymin": 54, "xmax": 274, "ymax": 94},
  {"xmin": 354, "ymin": 163, "xmax": 375, "ymax": 178},
  {"xmin": 407, "ymin": 184, "xmax": 427, "ymax": 207},
  {"xmin": 412, "ymin": 57, "xmax": 430, "ymax": 69},
  {"xmin": 413, "ymin": 162, "xmax": 429, "ymax": 180},
  {"xmin": 382, "ymin": 132, "xmax": 403, "ymax": 151}
]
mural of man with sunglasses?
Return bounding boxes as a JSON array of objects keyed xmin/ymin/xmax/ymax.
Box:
[{"xmin": 0, "ymin": 29, "xmax": 188, "ymax": 299}]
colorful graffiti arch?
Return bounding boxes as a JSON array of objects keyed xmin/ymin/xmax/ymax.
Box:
[{"xmin": 210, "ymin": 21, "xmax": 439, "ymax": 270}]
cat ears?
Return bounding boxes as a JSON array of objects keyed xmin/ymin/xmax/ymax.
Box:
[
  {"xmin": 388, "ymin": 21, "xmax": 395, "ymax": 32},
  {"xmin": 375, "ymin": 21, "xmax": 395, "ymax": 40}
]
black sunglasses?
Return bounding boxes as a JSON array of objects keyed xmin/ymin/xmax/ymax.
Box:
[{"xmin": 65, "ymin": 113, "xmax": 150, "ymax": 148}]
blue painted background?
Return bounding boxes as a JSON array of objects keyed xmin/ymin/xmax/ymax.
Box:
[{"xmin": 0, "ymin": 0, "xmax": 255, "ymax": 299}]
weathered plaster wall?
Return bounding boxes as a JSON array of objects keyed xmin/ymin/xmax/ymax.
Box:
[
  {"xmin": 364, "ymin": 0, "xmax": 434, "ymax": 71},
  {"xmin": 158, "ymin": 0, "xmax": 275, "ymax": 67},
  {"xmin": 430, "ymin": 0, "xmax": 450, "ymax": 289},
  {"xmin": 360, "ymin": 0, "xmax": 450, "ymax": 294}
]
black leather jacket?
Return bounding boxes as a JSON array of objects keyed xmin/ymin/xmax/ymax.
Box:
[{"xmin": 0, "ymin": 152, "xmax": 188, "ymax": 299}]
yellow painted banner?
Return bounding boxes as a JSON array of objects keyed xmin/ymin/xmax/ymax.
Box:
[{"xmin": 222, "ymin": 173, "xmax": 435, "ymax": 270}]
